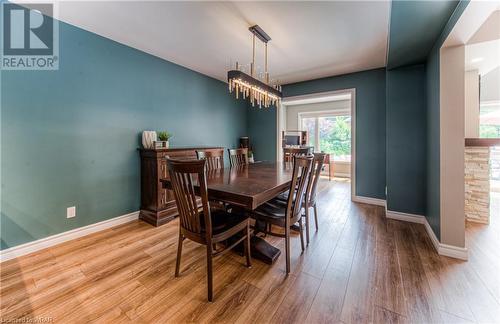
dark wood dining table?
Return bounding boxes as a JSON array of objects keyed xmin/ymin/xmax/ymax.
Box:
[{"xmin": 160, "ymin": 161, "xmax": 295, "ymax": 264}]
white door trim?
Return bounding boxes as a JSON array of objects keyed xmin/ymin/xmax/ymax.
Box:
[{"xmin": 278, "ymin": 88, "xmax": 357, "ymax": 201}]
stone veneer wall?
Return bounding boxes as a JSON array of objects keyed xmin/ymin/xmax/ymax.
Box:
[{"xmin": 465, "ymin": 146, "xmax": 490, "ymax": 224}]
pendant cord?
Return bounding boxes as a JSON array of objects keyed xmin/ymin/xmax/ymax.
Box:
[
  {"xmin": 265, "ymin": 43, "xmax": 269, "ymax": 84},
  {"xmin": 251, "ymin": 34, "xmax": 256, "ymax": 77}
]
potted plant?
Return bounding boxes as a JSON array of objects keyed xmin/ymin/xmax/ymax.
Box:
[{"xmin": 155, "ymin": 131, "xmax": 172, "ymax": 149}]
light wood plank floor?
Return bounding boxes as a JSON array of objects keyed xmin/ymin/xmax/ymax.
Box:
[{"xmin": 2, "ymin": 179, "xmax": 500, "ymax": 323}]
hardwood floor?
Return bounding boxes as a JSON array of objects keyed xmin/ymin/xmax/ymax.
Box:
[{"xmin": 2, "ymin": 179, "xmax": 500, "ymax": 323}]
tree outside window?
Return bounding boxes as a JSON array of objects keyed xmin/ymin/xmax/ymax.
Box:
[
  {"xmin": 319, "ymin": 116, "xmax": 351, "ymax": 161},
  {"xmin": 301, "ymin": 115, "xmax": 351, "ymax": 161}
]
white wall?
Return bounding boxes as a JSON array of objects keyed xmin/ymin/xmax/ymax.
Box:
[
  {"xmin": 440, "ymin": 45, "xmax": 466, "ymax": 248},
  {"xmin": 465, "ymin": 70, "xmax": 480, "ymax": 138},
  {"xmin": 285, "ymin": 100, "xmax": 350, "ymax": 130},
  {"xmin": 481, "ymin": 66, "xmax": 500, "ymax": 102}
]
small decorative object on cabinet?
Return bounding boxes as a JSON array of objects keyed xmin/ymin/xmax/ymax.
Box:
[
  {"xmin": 142, "ymin": 131, "xmax": 157, "ymax": 149},
  {"xmin": 154, "ymin": 131, "xmax": 172, "ymax": 149},
  {"xmin": 139, "ymin": 146, "xmax": 224, "ymax": 226}
]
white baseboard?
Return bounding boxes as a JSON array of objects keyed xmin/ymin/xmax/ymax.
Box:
[
  {"xmin": 386, "ymin": 210, "xmax": 426, "ymax": 224},
  {"xmin": 438, "ymin": 243, "xmax": 469, "ymax": 260},
  {"xmin": 352, "ymin": 195, "xmax": 386, "ymax": 207},
  {"xmin": 421, "ymin": 218, "xmax": 442, "ymax": 254},
  {"xmin": 0, "ymin": 211, "xmax": 139, "ymax": 262},
  {"xmin": 386, "ymin": 209, "xmax": 468, "ymax": 261},
  {"xmin": 333, "ymin": 172, "xmax": 351, "ymax": 178}
]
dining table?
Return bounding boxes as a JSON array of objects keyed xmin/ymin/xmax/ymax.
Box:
[{"xmin": 160, "ymin": 161, "xmax": 296, "ymax": 264}]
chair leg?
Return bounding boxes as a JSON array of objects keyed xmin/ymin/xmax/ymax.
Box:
[
  {"xmin": 207, "ymin": 244, "xmax": 213, "ymax": 302},
  {"xmin": 313, "ymin": 204, "xmax": 319, "ymax": 231},
  {"xmin": 285, "ymin": 224, "xmax": 291, "ymax": 274},
  {"xmin": 298, "ymin": 219, "xmax": 305, "ymax": 252},
  {"xmin": 305, "ymin": 206, "xmax": 310, "ymax": 244},
  {"xmin": 244, "ymin": 223, "xmax": 252, "ymax": 268},
  {"xmin": 175, "ymin": 232, "xmax": 183, "ymax": 277}
]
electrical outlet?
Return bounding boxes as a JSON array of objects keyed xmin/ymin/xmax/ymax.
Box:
[{"xmin": 67, "ymin": 206, "xmax": 76, "ymax": 218}]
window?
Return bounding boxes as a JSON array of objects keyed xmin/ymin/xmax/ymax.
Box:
[
  {"xmin": 300, "ymin": 112, "xmax": 351, "ymax": 162},
  {"xmin": 480, "ymin": 102, "xmax": 500, "ymax": 138}
]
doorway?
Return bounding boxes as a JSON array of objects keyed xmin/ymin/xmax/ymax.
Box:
[{"xmin": 277, "ymin": 89, "xmax": 356, "ymax": 200}]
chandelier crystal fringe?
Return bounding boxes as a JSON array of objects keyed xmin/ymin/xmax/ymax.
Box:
[{"xmin": 228, "ymin": 25, "xmax": 282, "ymax": 108}]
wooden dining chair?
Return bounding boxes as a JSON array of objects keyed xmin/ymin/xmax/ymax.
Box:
[
  {"xmin": 196, "ymin": 149, "xmax": 224, "ymax": 170},
  {"xmin": 250, "ymin": 155, "xmax": 313, "ymax": 274},
  {"xmin": 303, "ymin": 153, "xmax": 326, "ymax": 243},
  {"xmin": 228, "ymin": 148, "xmax": 248, "ymax": 167},
  {"xmin": 272, "ymin": 153, "xmax": 326, "ymax": 244},
  {"xmin": 283, "ymin": 147, "xmax": 310, "ymax": 162},
  {"xmin": 167, "ymin": 158, "xmax": 251, "ymax": 302}
]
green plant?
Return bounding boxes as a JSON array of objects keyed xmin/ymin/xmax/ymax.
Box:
[
  {"xmin": 157, "ymin": 131, "xmax": 172, "ymax": 142},
  {"xmin": 248, "ymin": 150, "xmax": 253, "ymax": 158}
]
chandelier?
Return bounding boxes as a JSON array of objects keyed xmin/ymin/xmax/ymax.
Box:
[{"xmin": 228, "ymin": 25, "xmax": 282, "ymax": 108}]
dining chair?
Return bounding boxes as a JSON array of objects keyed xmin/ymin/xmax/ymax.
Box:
[
  {"xmin": 167, "ymin": 158, "xmax": 251, "ymax": 302},
  {"xmin": 228, "ymin": 148, "xmax": 249, "ymax": 167},
  {"xmin": 250, "ymin": 155, "xmax": 313, "ymax": 274},
  {"xmin": 283, "ymin": 147, "xmax": 310, "ymax": 162},
  {"xmin": 303, "ymin": 153, "xmax": 326, "ymax": 242},
  {"xmin": 196, "ymin": 149, "xmax": 224, "ymax": 170},
  {"xmin": 272, "ymin": 153, "xmax": 326, "ymax": 244}
]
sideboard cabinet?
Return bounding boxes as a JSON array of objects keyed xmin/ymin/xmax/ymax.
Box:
[{"xmin": 139, "ymin": 147, "xmax": 223, "ymax": 226}]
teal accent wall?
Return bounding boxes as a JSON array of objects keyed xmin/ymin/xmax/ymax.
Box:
[
  {"xmin": 246, "ymin": 106, "xmax": 277, "ymax": 162},
  {"xmin": 386, "ymin": 64, "xmax": 427, "ymax": 215},
  {"xmin": 283, "ymin": 69, "xmax": 387, "ymax": 199},
  {"xmin": 387, "ymin": 0, "xmax": 459, "ymax": 69},
  {"xmin": 426, "ymin": 48, "xmax": 441, "ymax": 239},
  {"xmin": 1, "ymin": 20, "xmax": 248, "ymax": 249},
  {"xmin": 424, "ymin": 0, "xmax": 469, "ymax": 240}
]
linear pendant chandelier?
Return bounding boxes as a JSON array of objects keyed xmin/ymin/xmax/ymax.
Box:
[{"xmin": 228, "ymin": 25, "xmax": 282, "ymax": 108}]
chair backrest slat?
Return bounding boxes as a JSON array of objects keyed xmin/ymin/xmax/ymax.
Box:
[
  {"xmin": 283, "ymin": 147, "xmax": 310, "ymax": 163},
  {"xmin": 286, "ymin": 155, "xmax": 313, "ymax": 224},
  {"xmin": 228, "ymin": 148, "xmax": 248, "ymax": 167},
  {"xmin": 306, "ymin": 153, "xmax": 326, "ymax": 206},
  {"xmin": 196, "ymin": 149, "xmax": 224, "ymax": 170},
  {"xmin": 167, "ymin": 159, "xmax": 211, "ymax": 237}
]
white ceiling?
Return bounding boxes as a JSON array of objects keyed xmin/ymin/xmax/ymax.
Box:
[{"xmin": 32, "ymin": 1, "xmax": 390, "ymax": 84}]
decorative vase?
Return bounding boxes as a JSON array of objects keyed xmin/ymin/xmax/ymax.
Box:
[
  {"xmin": 249, "ymin": 156, "xmax": 254, "ymax": 163},
  {"xmin": 142, "ymin": 131, "xmax": 157, "ymax": 149}
]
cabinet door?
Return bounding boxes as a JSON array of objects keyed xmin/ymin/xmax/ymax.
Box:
[
  {"xmin": 159, "ymin": 159, "xmax": 177, "ymax": 209},
  {"xmin": 157, "ymin": 160, "xmax": 168, "ymax": 208}
]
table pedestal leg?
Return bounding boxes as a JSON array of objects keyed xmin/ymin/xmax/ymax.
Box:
[{"xmin": 232, "ymin": 220, "xmax": 282, "ymax": 265}]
